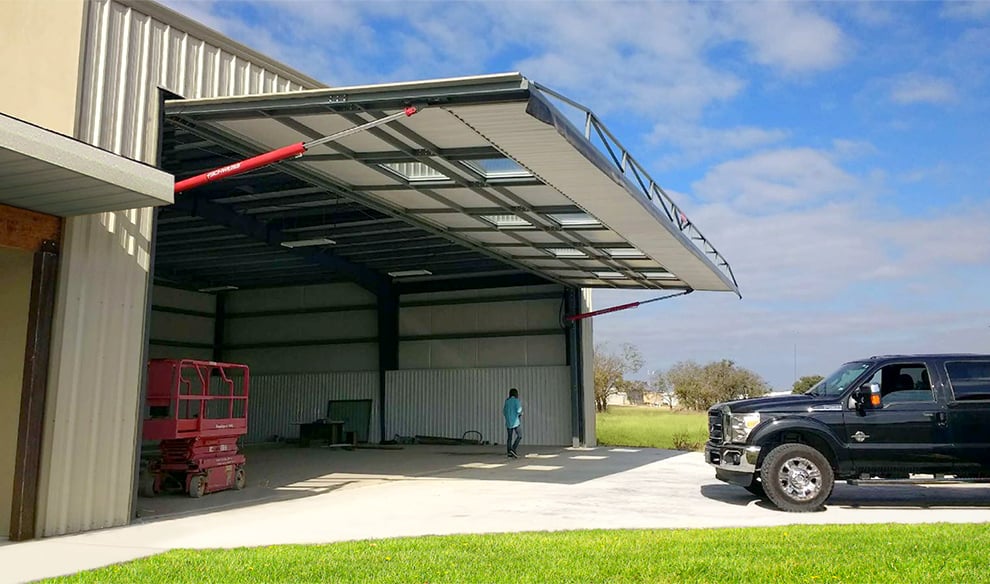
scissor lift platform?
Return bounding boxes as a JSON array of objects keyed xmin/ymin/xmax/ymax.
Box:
[{"xmin": 141, "ymin": 359, "xmax": 249, "ymax": 498}]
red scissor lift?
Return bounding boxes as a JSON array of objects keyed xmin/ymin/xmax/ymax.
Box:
[{"xmin": 141, "ymin": 359, "xmax": 249, "ymax": 498}]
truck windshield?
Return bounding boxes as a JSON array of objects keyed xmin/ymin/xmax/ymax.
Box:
[{"xmin": 806, "ymin": 362, "xmax": 871, "ymax": 397}]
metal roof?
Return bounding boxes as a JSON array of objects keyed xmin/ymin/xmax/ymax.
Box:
[
  {"xmin": 0, "ymin": 112, "xmax": 173, "ymax": 216},
  {"xmin": 161, "ymin": 73, "xmax": 738, "ymax": 294}
]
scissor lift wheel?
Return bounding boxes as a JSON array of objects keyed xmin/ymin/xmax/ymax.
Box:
[
  {"xmin": 234, "ymin": 466, "xmax": 246, "ymax": 490},
  {"xmin": 189, "ymin": 475, "xmax": 207, "ymax": 498},
  {"xmin": 139, "ymin": 472, "xmax": 158, "ymax": 498}
]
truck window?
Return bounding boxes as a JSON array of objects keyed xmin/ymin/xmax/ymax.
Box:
[
  {"xmin": 809, "ymin": 361, "xmax": 871, "ymax": 397},
  {"xmin": 863, "ymin": 363, "xmax": 934, "ymax": 406},
  {"xmin": 945, "ymin": 360, "xmax": 990, "ymax": 401}
]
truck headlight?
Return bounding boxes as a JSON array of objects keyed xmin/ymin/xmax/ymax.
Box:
[{"xmin": 729, "ymin": 412, "xmax": 761, "ymax": 443}]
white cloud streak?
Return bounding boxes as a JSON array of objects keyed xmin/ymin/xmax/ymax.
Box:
[{"xmin": 889, "ymin": 74, "xmax": 959, "ymax": 105}]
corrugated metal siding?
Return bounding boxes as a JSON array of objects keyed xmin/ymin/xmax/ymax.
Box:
[
  {"xmin": 38, "ymin": 0, "xmax": 319, "ymax": 536},
  {"xmin": 386, "ymin": 367, "xmax": 571, "ymax": 446},
  {"xmin": 247, "ymin": 372, "xmax": 379, "ymax": 444}
]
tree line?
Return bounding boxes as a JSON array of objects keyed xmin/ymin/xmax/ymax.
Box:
[{"xmin": 594, "ymin": 342, "xmax": 821, "ymax": 412}]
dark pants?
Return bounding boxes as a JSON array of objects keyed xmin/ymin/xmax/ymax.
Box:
[{"xmin": 506, "ymin": 425, "xmax": 522, "ymax": 454}]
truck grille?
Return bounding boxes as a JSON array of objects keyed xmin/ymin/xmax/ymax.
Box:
[{"xmin": 708, "ymin": 410, "xmax": 724, "ymax": 443}]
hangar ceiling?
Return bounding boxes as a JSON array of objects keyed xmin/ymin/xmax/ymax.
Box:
[{"xmin": 158, "ymin": 73, "xmax": 738, "ymax": 296}]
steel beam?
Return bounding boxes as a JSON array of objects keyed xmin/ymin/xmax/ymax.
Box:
[
  {"xmin": 171, "ymin": 194, "xmax": 386, "ymax": 293},
  {"xmin": 11, "ymin": 241, "xmax": 58, "ymax": 541}
]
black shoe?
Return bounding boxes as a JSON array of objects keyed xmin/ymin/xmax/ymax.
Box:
[{"xmin": 508, "ymin": 450, "xmax": 518, "ymax": 458}]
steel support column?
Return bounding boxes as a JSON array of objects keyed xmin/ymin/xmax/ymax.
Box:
[
  {"xmin": 377, "ymin": 284, "xmax": 399, "ymax": 443},
  {"xmin": 10, "ymin": 241, "xmax": 58, "ymax": 541},
  {"xmin": 564, "ymin": 287, "xmax": 582, "ymax": 447}
]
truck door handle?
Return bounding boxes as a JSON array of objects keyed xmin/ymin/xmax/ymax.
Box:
[{"xmin": 924, "ymin": 412, "xmax": 948, "ymax": 426}]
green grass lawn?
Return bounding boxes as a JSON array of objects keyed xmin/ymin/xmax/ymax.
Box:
[
  {"xmin": 596, "ymin": 405, "xmax": 707, "ymax": 450},
  {"xmin": 46, "ymin": 523, "xmax": 990, "ymax": 583}
]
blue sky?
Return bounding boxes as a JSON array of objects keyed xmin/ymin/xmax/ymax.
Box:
[{"xmin": 164, "ymin": 0, "xmax": 990, "ymax": 389}]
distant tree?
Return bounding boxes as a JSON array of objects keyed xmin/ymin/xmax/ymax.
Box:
[
  {"xmin": 593, "ymin": 342, "xmax": 644, "ymax": 412},
  {"xmin": 667, "ymin": 359, "xmax": 771, "ymax": 411},
  {"xmin": 792, "ymin": 375, "xmax": 825, "ymax": 395}
]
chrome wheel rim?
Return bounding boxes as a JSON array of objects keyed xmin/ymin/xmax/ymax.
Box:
[{"xmin": 777, "ymin": 456, "xmax": 822, "ymax": 501}]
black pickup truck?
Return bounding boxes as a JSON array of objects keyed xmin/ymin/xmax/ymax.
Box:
[{"xmin": 705, "ymin": 354, "xmax": 990, "ymax": 511}]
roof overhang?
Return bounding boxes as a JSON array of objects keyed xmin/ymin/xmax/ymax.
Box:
[
  {"xmin": 164, "ymin": 73, "xmax": 738, "ymax": 294},
  {"xmin": 0, "ymin": 112, "xmax": 174, "ymax": 216}
]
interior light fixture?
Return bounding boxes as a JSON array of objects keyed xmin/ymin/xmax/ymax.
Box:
[
  {"xmin": 280, "ymin": 237, "xmax": 336, "ymax": 248},
  {"xmin": 605, "ymin": 248, "xmax": 646, "ymax": 258},
  {"xmin": 388, "ymin": 269, "xmax": 433, "ymax": 278},
  {"xmin": 593, "ymin": 271, "xmax": 624, "ymax": 279},
  {"xmin": 198, "ymin": 285, "xmax": 239, "ymax": 293}
]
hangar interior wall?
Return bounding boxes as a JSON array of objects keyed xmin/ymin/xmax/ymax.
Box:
[
  {"xmin": 0, "ymin": 247, "xmax": 34, "ymax": 538},
  {"xmin": 223, "ymin": 283, "xmax": 379, "ymax": 373},
  {"xmin": 149, "ymin": 285, "xmax": 215, "ymax": 361},
  {"xmin": 35, "ymin": 0, "xmax": 319, "ymax": 537},
  {"xmin": 179, "ymin": 282, "xmax": 572, "ymax": 445}
]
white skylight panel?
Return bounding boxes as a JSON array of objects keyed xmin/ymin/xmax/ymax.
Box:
[
  {"xmin": 641, "ymin": 271, "xmax": 678, "ymax": 280},
  {"xmin": 545, "ymin": 248, "xmax": 588, "ymax": 258},
  {"xmin": 380, "ymin": 162, "xmax": 450, "ymax": 182},
  {"xmin": 593, "ymin": 271, "xmax": 624, "ymax": 279},
  {"xmin": 605, "ymin": 248, "xmax": 645, "ymax": 258},
  {"xmin": 548, "ymin": 212, "xmax": 601, "ymax": 228},
  {"xmin": 463, "ymin": 157, "xmax": 533, "ymax": 179},
  {"xmin": 479, "ymin": 214, "xmax": 532, "ymax": 229}
]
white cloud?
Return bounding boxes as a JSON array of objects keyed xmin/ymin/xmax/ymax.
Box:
[
  {"xmin": 692, "ymin": 148, "xmax": 860, "ymax": 211},
  {"xmin": 158, "ymin": 1, "xmax": 851, "ymax": 121},
  {"xmin": 719, "ymin": 3, "xmax": 849, "ymax": 73},
  {"xmin": 650, "ymin": 124, "xmax": 788, "ymax": 169},
  {"xmin": 889, "ymin": 74, "xmax": 959, "ymax": 104},
  {"xmin": 830, "ymin": 139, "xmax": 879, "ymax": 160},
  {"xmin": 940, "ymin": 1, "xmax": 990, "ymax": 20}
]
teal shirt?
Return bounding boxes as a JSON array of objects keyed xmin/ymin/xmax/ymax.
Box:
[{"xmin": 503, "ymin": 396, "xmax": 522, "ymax": 429}]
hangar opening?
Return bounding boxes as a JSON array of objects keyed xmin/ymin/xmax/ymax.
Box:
[
  {"xmin": 0, "ymin": 0, "xmax": 739, "ymax": 540},
  {"xmin": 147, "ymin": 74, "xmax": 737, "ymax": 462}
]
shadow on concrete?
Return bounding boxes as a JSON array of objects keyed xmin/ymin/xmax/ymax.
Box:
[
  {"xmin": 698, "ymin": 483, "xmax": 781, "ymax": 510},
  {"xmin": 135, "ymin": 443, "xmax": 687, "ymax": 522},
  {"xmin": 698, "ymin": 480, "xmax": 990, "ymax": 512},
  {"xmin": 825, "ymin": 483, "xmax": 990, "ymax": 510}
]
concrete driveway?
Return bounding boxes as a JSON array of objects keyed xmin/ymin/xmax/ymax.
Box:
[{"xmin": 6, "ymin": 444, "xmax": 990, "ymax": 583}]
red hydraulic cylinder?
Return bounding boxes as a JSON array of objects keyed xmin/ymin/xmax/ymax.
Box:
[
  {"xmin": 565, "ymin": 301, "xmax": 641, "ymax": 322},
  {"xmin": 174, "ymin": 142, "xmax": 306, "ymax": 194}
]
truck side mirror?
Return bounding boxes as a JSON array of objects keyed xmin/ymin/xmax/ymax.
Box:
[{"xmin": 853, "ymin": 383, "xmax": 881, "ymax": 410}]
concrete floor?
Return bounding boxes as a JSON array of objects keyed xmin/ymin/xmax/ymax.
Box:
[{"xmin": 6, "ymin": 444, "xmax": 990, "ymax": 583}]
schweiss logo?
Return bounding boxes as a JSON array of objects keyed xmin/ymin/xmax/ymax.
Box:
[{"xmin": 206, "ymin": 163, "xmax": 242, "ymax": 180}]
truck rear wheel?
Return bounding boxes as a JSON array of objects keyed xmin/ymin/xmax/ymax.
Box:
[{"xmin": 760, "ymin": 443, "xmax": 833, "ymax": 512}]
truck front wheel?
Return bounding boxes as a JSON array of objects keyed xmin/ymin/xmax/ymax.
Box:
[{"xmin": 760, "ymin": 443, "xmax": 834, "ymax": 512}]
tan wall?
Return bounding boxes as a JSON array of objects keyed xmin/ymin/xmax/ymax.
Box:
[
  {"xmin": 0, "ymin": 246, "xmax": 34, "ymax": 537},
  {"xmin": 0, "ymin": 0, "xmax": 85, "ymax": 133}
]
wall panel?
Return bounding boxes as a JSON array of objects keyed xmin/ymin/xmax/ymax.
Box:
[
  {"xmin": 246, "ymin": 372, "xmax": 378, "ymax": 444},
  {"xmin": 386, "ymin": 367, "xmax": 571, "ymax": 446}
]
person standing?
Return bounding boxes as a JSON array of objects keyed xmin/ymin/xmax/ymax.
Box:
[{"xmin": 503, "ymin": 388, "xmax": 523, "ymax": 458}]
